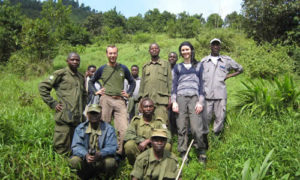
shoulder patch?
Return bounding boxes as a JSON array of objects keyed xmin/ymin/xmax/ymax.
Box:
[
  {"xmin": 161, "ymin": 124, "xmax": 167, "ymax": 129},
  {"xmin": 49, "ymin": 75, "xmax": 54, "ymax": 80}
]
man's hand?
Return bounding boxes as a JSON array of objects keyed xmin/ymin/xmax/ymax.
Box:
[
  {"xmin": 172, "ymin": 102, "xmax": 179, "ymax": 113},
  {"xmin": 85, "ymin": 153, "xmax": 96, "ymax": 163},
  {"xmin": 121, "ymin": 90, "xmax": 129, "ymax": 98},
  {"xmin": 195, "ymin": 102, "xmax": 203, "ymax": 114},
  {"xmin": 95, "ymin": 88, "xmax": 105, "ymax": 95},
  {"xmin": 138, "ymin": 139, "xmax": 151, "ymax": 151},
  {"xmin": 55, "ymin": 104, "xmax": 63, "ymax": 112}
]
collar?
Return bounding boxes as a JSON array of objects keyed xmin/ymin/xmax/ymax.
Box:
[
  {"xmin": 134, "ymin": 77, "xmax": 141, "ymax": 80},
  {"xmin": 85, "ymin": 122, "xmax": 102, "ymax": 135},
  {"xmin": 139, "ymin": 116, "xmax": 156, "ymax": 127},
  {"xmin": 149, "ymin": 58, "xmax": 162, "ymax": 65},
  {"xmin": 66, "ymin": 66, "xmax": 76, "ymax": 76},
  {"xmin": 149, "ymin": 148, "xmax": 167, "ymax": 162},
  {"xmin": 207, "ymin": 55, "xmax": 223, "ymax": 62}
]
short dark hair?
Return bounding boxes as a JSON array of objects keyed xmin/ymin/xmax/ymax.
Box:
[
  {"xmin": 149, "ymin": 43, "xmax": 160, "ymax": 50},
  {"xmin": 67, "ymin": 52, "xmax": 80, "ymax": 60},
  {"xmin": 131, "ymin": 65, "xmax": 139, "ymax": 70},
  {"xmin": 168, "ymin": 52, "xmax": 178, "ymax": 57},
  {"xmin": 106, "ymin": 45, "xmax": 118, "ymax": 53},
  {"xmin": 139, "ymin": 97, "xmax": 154, "ymax": 113},
  {"xmin": 87, "ymin": 65, "xmax": 96, "ymax": 70}
]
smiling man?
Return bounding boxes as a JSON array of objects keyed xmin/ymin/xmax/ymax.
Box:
[
  {"xmin": 39, "ymin": 52, "xmax": 87, "ymax": 155},
  {"xmin": 88, "ymin": 45, "xmax": 136, "ymax": 157}
]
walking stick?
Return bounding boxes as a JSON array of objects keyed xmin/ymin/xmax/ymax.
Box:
[{"xmin": 175, "ymin": 139, "xmax": 194, "ymax": 180}]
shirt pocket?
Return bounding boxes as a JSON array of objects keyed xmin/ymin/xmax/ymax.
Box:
[{"xmin": 158, "ymin": 69, "xmax": 168, "ymax": 82}]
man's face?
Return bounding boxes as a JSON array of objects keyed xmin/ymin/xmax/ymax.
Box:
[
  {"xmin": 151, "ymin": 137, "xmax": 167, "ymax": 152},
  {"xmin": 210, "ymin": 42, "xmax": 221, "ymax": 56},
  {"xmin": 106, "ymin": 47, "xmax": 118, "ymax": 64},
  {"xmin": 67, "ymin": 54, "xmax": 80, "ymax": 70},
  {"xmin": 149, "ymin": 44, "xmax": 160, "ymax": 58},
  {"xmin": 142, "ymin": 100, "xmax": 154, "ymax": 116},
  {"xmin": 87, "ymin": 67, "xmax": 96, "ymax": 77},
  {"xmin": 168, "ymin": 53, "xmax": 178, "ymax": 66},
  {"xmin": 87, "ymin": 111, "xmax": 101, "ymax": 124},
  {"xmin": 131, "ymin": 67, "xmax": 139, "ymax": 78}
]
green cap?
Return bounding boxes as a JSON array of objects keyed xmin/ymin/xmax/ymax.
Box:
[
  {"xmin": 87, "ymin": 104, "xmax": 102, "ymax": 113},
  {"xmin": 151, "ymin": 129, "xmax": 168, "ymax": 139}
]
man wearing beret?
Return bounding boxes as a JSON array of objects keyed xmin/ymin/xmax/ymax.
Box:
[{"xmin": 69, "ymin": 104, "xmax": 118, "ymax": 179}]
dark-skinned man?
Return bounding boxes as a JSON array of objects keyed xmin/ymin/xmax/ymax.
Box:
[
  {"xmin": 168, "ymin": 52, "xmax": 178, "ymax": 134},
  {"xmin": 131, "ymin": 129, "xmax": 181, "ymax": 180},
  {"xmin": 69, "ymin": 104, "xmax": 117, "ymax": 179},
  {"xmin": 124, "ymin": 65, "xmax": 142, "ymax": 121},
  {"xmin": 139, "ymin": 43, "xmax": 172, "ymax": 125},
  {"xmin": 124, "ymin": 98, "xmax": 171, "ymax": 166},
  {"xmin": 39, "ymin": 52, "xmax": 87, "ymax": 155},
  {"xmin": 201, "ymin": 38, "xmax": 243, "ymax": 136},
  {"xmin": 88, "ymin": 45, "xmax": 136, "ymax": 157}
]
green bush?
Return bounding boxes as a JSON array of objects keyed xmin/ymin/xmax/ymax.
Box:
[
  {"xmin": 131, "ymin": 32, "xmax": 152, "ymax": 43},
  {"xmin": 238, "ymin": 43, "xmax": 293, "ymax": 78}
]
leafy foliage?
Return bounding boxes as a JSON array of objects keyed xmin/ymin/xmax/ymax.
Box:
[
  {"xmin": 206, "ymin": 13, "xmax": 224, "ymax": 28},
  {"xmin": 0, "ymin": 1, "xmax": 23, "ymax": 63},
  {"xmin": 242, "ymin": 0, "xmax": 299, "ymax": 45},
  {"xmin": 235, "ymin": 75, "xmax": 300, "ymax": 116}
]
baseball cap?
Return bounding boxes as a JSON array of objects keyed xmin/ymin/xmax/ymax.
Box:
[
  {"xmin": 87, "ymin": 104, "xmax": 102, "ymax": 113},
  {"xmin": 151, "ymin": 129, "xmax": 168, "ymax": 139},
  {"xmin": 210, "ymin": 38, "xmax": 221, "ymax": 44}
]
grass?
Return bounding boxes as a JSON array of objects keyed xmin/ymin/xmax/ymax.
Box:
[{"xmin": 0, "ymin": 31, "xmax": 300, "ymax": 179}]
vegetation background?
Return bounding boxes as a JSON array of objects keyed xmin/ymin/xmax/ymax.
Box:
[{"xmin": 0, "ymin": 0, "xmax": 299, "ymax": 179}]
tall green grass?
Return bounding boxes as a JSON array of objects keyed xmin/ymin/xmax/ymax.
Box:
[{"xmin": 0, "ymin": 31, "xmax": 299, "ymax": 179}]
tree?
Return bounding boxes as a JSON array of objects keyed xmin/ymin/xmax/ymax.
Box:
[
  {"xmin": 126, "ymin": 14, "xmax": 147, "ymax": 34},
  {"xmin": 83, "ymin": 12, "xmax": 103, "ymax": 36},
  {"xmin": 177, "ymin": 12, "xmax": 201, "ymax": 38},
  {"xmin": 0, "ymin": 1, "xmax": 23, "ymax": 63},
  {"xmin": 206, "ymin": 13, "xmax": 224, "ymax": 28},
  {"xmin": 242, "ymin": 0, "xmax": 299, "ymax": 45},
  {"xmin": 102, "ymin": 7, "xmax": 126, "ymax": 29},
  {"xmin": 224, "ymin": 11, "xmax": 244, "ymax": 30},
  {"xmin": 144, "ymin": 8, "xmax": 164, "ymax": 32}
]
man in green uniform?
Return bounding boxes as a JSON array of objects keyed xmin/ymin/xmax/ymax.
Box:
[
  {"xmin": 131, "ymin": 129, "xmax": 181, "ymax": 180},
  {"xmin": 139, "ymin": 43, "xmax": 172, "ymax": 125},
  {"xmin": 39, "ymin": 52, "xmax": 87, "ymax": 155},
  {"xmin": 124, "ymin": 98, "xmax": 171, "ymax": 165}
]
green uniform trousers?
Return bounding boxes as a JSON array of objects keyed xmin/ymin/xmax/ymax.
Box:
[{"xmin": 53, "ymin": 124, "xmax": 77, "ymax": 155}]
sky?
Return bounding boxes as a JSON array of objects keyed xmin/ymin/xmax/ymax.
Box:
[{"xmin": 77, "ymin": 0, "xmax": 243, "ymax": 19}]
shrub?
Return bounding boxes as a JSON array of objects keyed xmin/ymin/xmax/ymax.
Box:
[
  {"xmin": 238, "ymin": 43, "xmax": 293, "ymax": 78},
  {"xmin": 131, "ymin": 32, "xmax": 152, "ymax": 43}
]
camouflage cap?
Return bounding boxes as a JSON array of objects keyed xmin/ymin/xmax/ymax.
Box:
[
  {"xmin": 87, "ymin": 104, "xmax": 102, "ymax": 113},
  {"xmin": 151, "ymin": 129, "xmax": 168, "ymax": 139}
]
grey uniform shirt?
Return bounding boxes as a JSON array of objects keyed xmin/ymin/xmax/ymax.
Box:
[{"xmin": 201, "ymin": 55, "xmax": 243, "ymax": 99}]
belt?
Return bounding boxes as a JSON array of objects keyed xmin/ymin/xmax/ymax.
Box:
[{"xmin": 106, "ymin": 94, "xmax": 123, "ymax": 100}]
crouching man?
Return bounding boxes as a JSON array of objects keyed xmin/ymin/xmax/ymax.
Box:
[
  {"xmin": 69, "ymin": 104, "xmax": 118, "ymax": 179},
  {"xmin": 131, "ymin": 129, "xmax": 181, "ymax": 180}
]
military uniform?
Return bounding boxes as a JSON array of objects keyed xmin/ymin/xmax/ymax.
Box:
[
  {"xmin": 39, "ymin": 66, "xmax": 87, "ymax": 154},
  {"xmin": 131, "ymin": 148, "xmax": 179, "ymax": 180},
  {"xmin": 139, "ymin": 59, "xmax": 172, "ymax": 125},
  {"xmin": 124, "ymin": 115, "xmax": 171, "ymax": 165}
]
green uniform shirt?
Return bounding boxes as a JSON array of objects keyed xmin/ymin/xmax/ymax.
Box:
[
  {"xmin": 38, "ymin": 67, "xmax": 87, "ymax": 125},
  {"xmin": 131, "ymin": 148, "xmax": 179, "ymax": 180},
  {"xmin": 139, "ymin": 59, "xmax": 172, "ymax": 105},
  {"xmin": 124, "ymin": 116, "xmax": 171, "ymax": 144}
]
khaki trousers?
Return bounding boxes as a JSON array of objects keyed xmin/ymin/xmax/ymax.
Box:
[
  {"xmin": 100, "ymin": 95, "xmax": 128, "ymax": 154},
  {"xmin": 204, "ymin": 99, "xmax": 227, "ymax": 134}
]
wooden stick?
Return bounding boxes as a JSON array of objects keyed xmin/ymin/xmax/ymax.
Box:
[{"xmin": 175, "ymin": 139, "xmax": 194, "ymax": 180}]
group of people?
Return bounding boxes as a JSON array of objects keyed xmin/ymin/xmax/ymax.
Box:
[{"xmin": 38, "ymin": 38, "xmax": 243, "ymax": 179}]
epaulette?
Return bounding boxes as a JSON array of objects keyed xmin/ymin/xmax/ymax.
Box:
[{"xmin": 131, "ymin": 115, "xmax": 142, "ymax": 122}]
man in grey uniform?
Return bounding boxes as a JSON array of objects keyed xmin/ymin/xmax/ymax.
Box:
[{"xmin": 201, "ymin": 38, "xmax": 243, "ymax": 135}]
